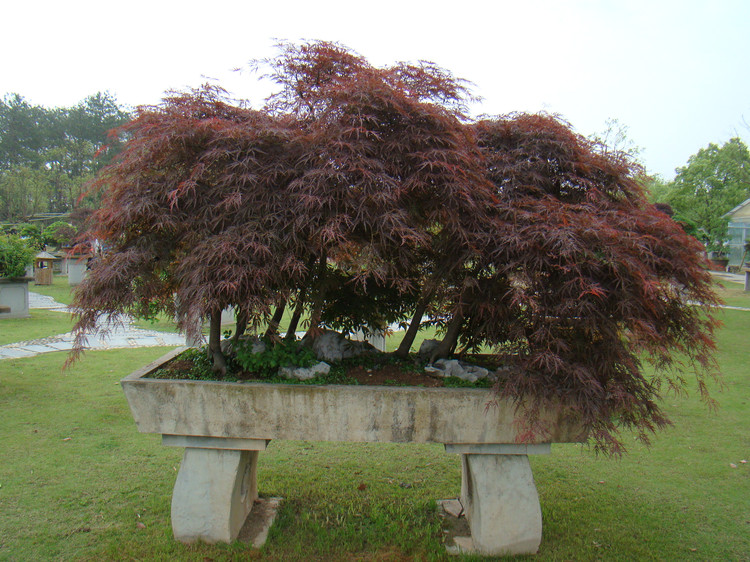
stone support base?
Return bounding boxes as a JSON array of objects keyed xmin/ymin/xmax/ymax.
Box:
[
  {"xmin": 446, "ymin": 444, "xmax": 546, "ymax": 556},
  {"xmin": 164, "ymin": 438, "xmax": 548, "ymax": 551},
  {"xmin": 166, "ymin": 436, "xmax": 267, "ymax": 543}
]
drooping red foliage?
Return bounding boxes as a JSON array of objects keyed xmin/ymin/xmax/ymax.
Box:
[
  {"xmin": 468, "ymin": 114, "xmax": 720, "ymax": 453},
  {"xmin": 70, "ymin": 42, "xmax": 720, "ymax": 454},
  {"xmin": 69, "ymin": 86, "xmax": 305, "ymax": 370}
]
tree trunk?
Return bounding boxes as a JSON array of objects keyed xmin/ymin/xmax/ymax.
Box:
[
  {"xmin": 232, "ymin": 308, "xmax": 249, "ymax": 345},
  {"xmin": 303, "ymin": 253, "xmax": 328, "ymax": 340},
  {"xmin": 429, "ymin": 308, "xmax": 465, "ymax": 363},
  {"xmin": 208, "ymin": 308, "xmax": 227, "ymax": 377},
  {"xmin": 264, "ymin": 299, "xmax": 287, "ymax": 339},
  {"xmin": 285, "ymin": 294, "xmax": 306, "ymax": 341},
  {"xmin": 394, "ymin": 289, "xmax": 435, "ymax": 358},
  {"xmin": 285, "ymin": 256, "xmax": 318, "ymax": 341}
]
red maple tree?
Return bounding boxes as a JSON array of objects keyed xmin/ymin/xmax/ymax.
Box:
[{"xmin": 70, "ymin": 42, "xmax": 719, "ymax": 453}]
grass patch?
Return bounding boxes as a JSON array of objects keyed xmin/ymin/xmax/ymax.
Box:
[
  {"xmin": 132, "ymin": 312, "xmax": 182, "ymax": 334},
  {"xmin": 714, "ymin": 279, "xmax": 750, "ymax": 308},
  {"xmin": 0, "ymin": 309, "xmax": 73, "ymax": 345},
  {"xmin": 30, "ymin": 275, "xmax": 76, "ymax": 305},
  {"xmin": 0, "ymin": 307, "xmax": 748, "ymax": 559}
]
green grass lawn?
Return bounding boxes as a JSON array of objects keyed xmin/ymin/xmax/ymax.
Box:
[
  {"xmin": 0, "ymin": 309, "xmax": 73, "ymax": 345},
  {"xmin": 29, "ymin": 274, "xmax": 76, "ymax": 305},
  {"xmin": 716, "ymin": 278, "xmax": 750, "ymax": 308},
  {"xmin": 0, "ymin": 305, "xmax": 748, "ymax": 560}
]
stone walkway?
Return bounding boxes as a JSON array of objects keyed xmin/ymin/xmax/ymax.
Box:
[
  {"xmin": 710, "ymin": 270, "xmax": 746, "ymax": 284},
  {"xmin": 27, "ymin": 292, "xmax": 70, "ymax": 311},
  {"xmin": 0, "ymin": 292, "xmax": 185, "ymax": 360}
]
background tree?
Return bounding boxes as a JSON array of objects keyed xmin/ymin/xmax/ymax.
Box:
[
  {"xmin": 590, "ymin": 117, "xmax": 642, "ymax": 161},
  {"xmin": 0, "ymin": 94, "xmax": 56, "ymax": 170},
  {"xmin": 0, "ymin": 92, "xmax": 130, "ymax": 222},
  {"xmin": 656, "ymin": 138, "xmax": 750, "ymax": 251},
  {"xmin": 0, "ymin": 166, "xmax": 52, "ymax": 221}
]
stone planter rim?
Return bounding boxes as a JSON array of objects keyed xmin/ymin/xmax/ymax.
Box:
[
  {"xmin": 0, "ymin": 276, "xmax": 34, "ymax": 283},
  {"xmin": 121, "ymin": 347, "xmax": 587, "ymax": 445}
]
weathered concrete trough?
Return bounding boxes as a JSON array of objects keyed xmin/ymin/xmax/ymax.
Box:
[{"xmin": 121, "ymin": 347, "xmax": 586, "ymax": 556}]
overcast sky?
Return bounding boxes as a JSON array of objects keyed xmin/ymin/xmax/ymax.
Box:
[{"xmin": 2, "ymin": 0, "xmax": 748, "ymax": 180}]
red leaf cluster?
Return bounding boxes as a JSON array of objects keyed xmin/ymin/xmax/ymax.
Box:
[{"xmin": 70, "ymin": 42, "xmax": 720, "ymax": 454}]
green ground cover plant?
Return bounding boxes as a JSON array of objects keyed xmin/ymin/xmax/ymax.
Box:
[{"xmin": 0, "ymin": 304, "xmax": 748, "ymax": 560}]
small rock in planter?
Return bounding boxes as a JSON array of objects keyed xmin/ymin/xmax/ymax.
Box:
[
  {"xmin": 279, "ymin": 361, "xmax": 330, "ymax": 381},
  {"xmin": 221, "ymin": 335, "xmax": 266, "ymax": 355},
  {"xmin": 300, "ymin": 330, "xmax": 377, "ymax": 362},
  {"xmin": 417, "ymin": 339, "xmax": 441, "ymax": 358},
  {"xmin": 424, "ymin": 359, "xmax": 491, "ymax": 383}
]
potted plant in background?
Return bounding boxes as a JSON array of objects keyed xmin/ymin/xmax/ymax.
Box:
[
  {"xmin": 0, "ymin": 233, "xmax": 35, "ymax": 318},
  {"xmin": 68, "ymin": 42, "xmax": 720, "ymax": 555}
]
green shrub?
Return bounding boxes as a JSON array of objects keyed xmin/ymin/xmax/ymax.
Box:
[
  {"xmin": 44, "ymin": 221, "xmax": 77, "ymax": 247},
  {"xmin": 234, "ymin": 339, "xmax": 317, "ymax": 378},
  {"xmin": 16, "ymin": 223, "xmax": 44, "ymax": 249},
  {"xmin": 0, "ymin": 234, "xmax": 35, "ymax": 279}
]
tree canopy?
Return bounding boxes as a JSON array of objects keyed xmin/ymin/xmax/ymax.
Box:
[{"xmin": 70, "ymin": 41, "xmax": 720, "ymax": 454}]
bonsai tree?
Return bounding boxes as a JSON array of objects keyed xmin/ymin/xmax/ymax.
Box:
[
  {"xmin": 15, "ymin": 223, "xmax": 44, "ymax": 250},
  {"xmin": 0, "ymin": 234, "xmax": 35, "ymax": 279},
  {"xmin": 71, "ymin": 42, "xmax": 492, "ymax": 371},
  {"xmin": 70, "ymin": 42, "xmax": 719, "ymax": 454},
  {"xmin": 43, "ymin": 221, "xmax": 77, "ymax": 248}
]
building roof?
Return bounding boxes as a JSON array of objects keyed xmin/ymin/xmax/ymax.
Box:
[
  {"xmin": 35, "ymin": 251, "xmax": 59, "ymax": 260},
  {"xmin": 723, "ymin": 197, "xmax": 750, "ymax": 219}
]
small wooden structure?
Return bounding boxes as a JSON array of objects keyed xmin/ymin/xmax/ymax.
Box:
[{"xmin": 34, "ymin": 251, "xmax": 59, "ymax": 285}]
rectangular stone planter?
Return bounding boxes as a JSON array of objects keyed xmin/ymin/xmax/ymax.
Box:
[
  {"xmin": 122, "ymin": 348, "xmax": 586, "ymax": 556},
  {"xmin": 67, "ymin": 255, "xmax": 91, "ymax": 286},
  {"xmin": 0, "ymin": 277, "xmax": 32, "ymax": 319}
]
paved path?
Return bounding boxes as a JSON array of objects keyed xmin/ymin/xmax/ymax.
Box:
[
  {"xmin": 710, "ymin": 271, "xmax": 746, "ymax": 284},
  {"xmin": 27, "ymin": 292, "xmax": 70, "ymax": 311},
  {"xmin": 0, "ymin": 292, "xmax": 185, "ymax": 360}
]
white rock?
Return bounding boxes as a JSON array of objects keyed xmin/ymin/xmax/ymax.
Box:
[
  {"xmin": 279, "ymin": 361, "xmax": 330, "ymax": 381},
  {"xmin": 424, "ymin": 358, "xmax": 490, "ymax": 382}
]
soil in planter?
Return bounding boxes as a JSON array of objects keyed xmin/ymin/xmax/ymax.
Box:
[{"xmin": 152, "ymin": 348, "xmax": 501, "ymax": 389}]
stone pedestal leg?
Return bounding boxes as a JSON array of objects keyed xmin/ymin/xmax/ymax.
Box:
[
  {"xmin": 460, "ymin": 453, "xmax": 542, "ymax": 555},
  {"xmin": 171, "ymin": 448, "xmax": 259, "ymax": 543}
]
